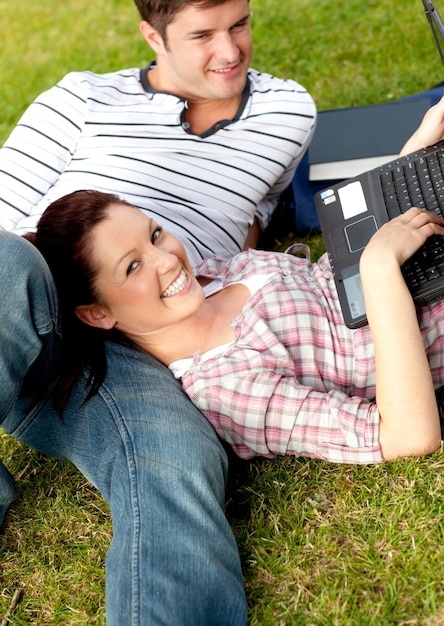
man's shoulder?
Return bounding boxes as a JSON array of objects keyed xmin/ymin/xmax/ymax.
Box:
[
  {"xmin": 56, "ymin": 67, "xmax": 143, "ymax": 90},
  {"xmin": 247, "ymin": 68, "xmax": 316, "ymax": 116},
  {"xmin": 247, "ymin": 67, "xmax": 309, "ymax": 94}
]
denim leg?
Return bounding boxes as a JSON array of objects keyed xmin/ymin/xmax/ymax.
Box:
[
  {"xmin": 0, "ymin": 233, "xmax": 247, "ymax": 625},
  {"xmin": 0, "ymin": 462, "xmax": 17, "ymax": 527},
  {"xmin": 0, "ymin": 232, "xmax": 61, "ymax": 525},
  {"xmin": 87, "ymin": 345, "xmax": 247, "ymax": 625}
]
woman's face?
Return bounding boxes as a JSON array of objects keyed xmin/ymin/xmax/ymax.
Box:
[{"xmin": 76, "ymin": 202, "xmax": 205, "ymax": 343}]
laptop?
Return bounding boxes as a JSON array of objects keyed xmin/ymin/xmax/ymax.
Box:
[{"xmin": 314, "ymin": 0, "xmax": 444, "ymax": 329}]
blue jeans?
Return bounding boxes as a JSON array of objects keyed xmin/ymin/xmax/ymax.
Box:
[{"xmin": 0, "ymin": 232, "xmax": 247, "ymax": 625}]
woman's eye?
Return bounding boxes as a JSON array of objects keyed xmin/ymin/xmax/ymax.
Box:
[
  {"xmin": 152, "ymin": 226, "xmax": 163, "ymax": 243},
  {"xmin": 127, "ymin": 260, "xmax": 140, "ymax": 275}
]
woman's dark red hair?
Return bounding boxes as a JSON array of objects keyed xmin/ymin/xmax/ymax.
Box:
[{"xmin": 25, "ymin": 190, "xmax": 136, "ymax": 415}]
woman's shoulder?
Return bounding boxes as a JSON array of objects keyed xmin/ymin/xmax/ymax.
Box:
[{"xmin": 197, "ymin": 250, "xmax": 286, "ymax": 283}]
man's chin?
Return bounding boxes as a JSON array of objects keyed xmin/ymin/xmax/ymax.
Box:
[{"xmin": 210, "ymin": 79, "xmax": 247, "ymax": 101}]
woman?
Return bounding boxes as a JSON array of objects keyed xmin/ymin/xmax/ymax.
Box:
[{"xmin": 25, "ymin": 190, "xmax": 444, "ymax": 465}]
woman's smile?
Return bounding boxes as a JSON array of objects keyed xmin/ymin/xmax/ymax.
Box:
[{"xmin": 161, "ymin": 269, "xmax": 189, "ymax": 298}]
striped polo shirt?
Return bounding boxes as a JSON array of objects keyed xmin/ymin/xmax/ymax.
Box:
[{"xmin": 0, "ymin": 64, "xmax": 316, "ymax": 266}]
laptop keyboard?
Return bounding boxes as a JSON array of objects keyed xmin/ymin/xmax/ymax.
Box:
[{"xmin": 379, "ymin": 143, "xmax": 444, "ymax": 288}]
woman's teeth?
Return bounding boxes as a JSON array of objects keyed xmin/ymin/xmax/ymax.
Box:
[{"xmin": 161, "ymin": 269, "xmax": 187, "ymax": 297}]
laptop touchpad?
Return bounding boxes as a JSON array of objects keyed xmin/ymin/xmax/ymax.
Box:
[{"xmin": 344, "ymin": 216, "xmax": 378, "ymax": 253}]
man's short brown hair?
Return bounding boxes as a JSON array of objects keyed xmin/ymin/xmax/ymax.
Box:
[{"xmin": 134, "ymin": 0, "xmax": 232, "ymax": 42}]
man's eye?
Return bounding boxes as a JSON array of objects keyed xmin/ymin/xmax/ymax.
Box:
[{"xmin": 232, "ymin": 18, "xmax": 250, "ymax": 30}]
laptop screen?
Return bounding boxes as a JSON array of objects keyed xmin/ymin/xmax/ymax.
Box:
[{"xmin": 423, "ymin": 0, "xmax": 444, "ymax": 65}]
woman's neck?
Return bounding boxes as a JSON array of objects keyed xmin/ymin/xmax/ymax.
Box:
[{"xmin": 128, "ymin": 283, "xmax": 250, "ymax": 366}]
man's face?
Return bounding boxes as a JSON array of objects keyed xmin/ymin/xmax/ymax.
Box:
[{"xmin": 155, "ymin": 0, "xmax": 252, "ymax": 102}]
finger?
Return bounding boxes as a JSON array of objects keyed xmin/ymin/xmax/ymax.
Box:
[
  {"xmin": 413, "ymin": 211, "xmax": 444, "ymax": 228},
  {"xmin": 403, "ymin": 207, "xmax": 444, "ymax": 226}
]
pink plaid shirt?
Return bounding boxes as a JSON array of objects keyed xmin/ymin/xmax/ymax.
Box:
[{"xmin": 171, "ymin": 249, "xmax": 444, "ymax": 464}]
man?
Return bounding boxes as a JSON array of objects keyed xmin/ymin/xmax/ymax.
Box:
[
  {"xmin": 0, "ymin": 0, "xmax": 316, "ymax": 623},
  {"xmin": 0, "ymin": 0, "xmax": 316, "ymax": 265}
]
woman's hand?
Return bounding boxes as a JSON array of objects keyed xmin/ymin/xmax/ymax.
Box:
[
  {"xmin": 360, "ymin": 207, "xmax": 444, "ymax": 274},
  {"xmin": 400, "ymin": 95, "xmax": 444, "ymax": 156}
]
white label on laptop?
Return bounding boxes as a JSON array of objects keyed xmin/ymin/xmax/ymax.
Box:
[{"xmin": 338, "ymin": 181, "xmax": 367, "ymax": 220}]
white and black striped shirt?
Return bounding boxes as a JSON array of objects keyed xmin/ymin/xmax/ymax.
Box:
[{"xmin": 0, "ymin": 65, "xmax": 316, "ymax": 266}]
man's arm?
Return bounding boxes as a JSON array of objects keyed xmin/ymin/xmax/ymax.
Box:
[
  {"xmin": 245, "ymin": 71, "xmax": 317, "ymax": 234},
  {"xmin": 242, "ymin": 216, "xmax": 260, "ymax": 249},
  {"xmin": 255, "ymin": 142, "xmax": 315, "ymax": 234},
  {"xmin": 0, "ymin": 75, "xmax": 85, "ymax": 231}
]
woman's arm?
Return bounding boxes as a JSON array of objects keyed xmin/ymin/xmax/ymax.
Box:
[
  {"xmin": 360, "ymin": 207, "xmax": 444, "ymax": 460},
  {"xmin": 400, "ymin": 95, "xmax": 444, "ymax": 156}
]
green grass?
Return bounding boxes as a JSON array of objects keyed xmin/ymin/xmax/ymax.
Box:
[
  {"xmin": 226, "ymin": 449, "xmax": 444, "ymax": 625},
  {"xmin": 2, "ymin": 0, "xmax": 444, "ymax": 623}
]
